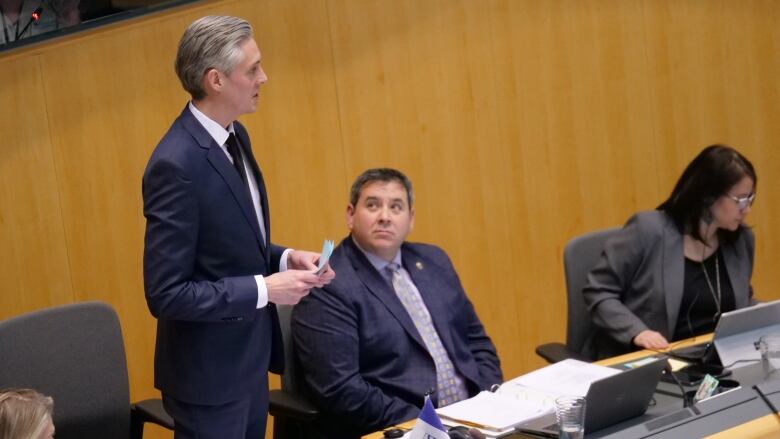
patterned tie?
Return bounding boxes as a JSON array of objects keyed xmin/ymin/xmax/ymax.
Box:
[{"xmin": 386, "ymin": 262, "xmax": 468, "ymax": 406}]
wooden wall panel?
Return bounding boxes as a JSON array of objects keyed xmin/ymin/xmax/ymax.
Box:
[
  {"xmin": 485, "ymin": 0, "xmax": 664, "ymax": 375},
  {"xmin": 641, "ymin": 0, "xmax": 780, "ymax": 300},
  {"xmin": 39, "ymin": 13, "xmax": 195, "ymax": 409},
  {"xmin": 0, "ymin": 56, "xmax": 73, "ymax": 318},
  {"xmin": 235, "ymin": 0, "xmax": 348, "ymax": 248},
  {"xmin": 326, "ymin": 0, "xmax": 522, "ymax": 373},
  {"xmin": 0, "ymin": 1, "xmax": 779, "ymax": 438}
]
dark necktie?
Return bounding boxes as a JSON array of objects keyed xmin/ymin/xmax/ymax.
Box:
[
  {"xmin": 225, "ymin": 132, "xmax": 267, "ymax": 243},
  {"xmin": 225, "ymin": 133, "xmax": 247, "ymax": 184}
]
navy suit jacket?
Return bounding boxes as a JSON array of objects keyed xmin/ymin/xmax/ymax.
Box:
[
  {"xmin": 142, "ymin": 106, "xmax": 284, "ymax": 406},
  {"xmin": 292, "ymin": 237, "xmax": 502, "ymax": 438}
]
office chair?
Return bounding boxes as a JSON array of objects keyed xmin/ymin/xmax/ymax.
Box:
[
  {"xmin": 0, "ymin": 301, "xmax": 173, "ymax": 439},
  {"xmin": 269, "ymin": 303, "xmax": 319, "ymax": 439},
  {"xmin": 535, "ymin": 227, "xmax": 620, "ymax": 364}
]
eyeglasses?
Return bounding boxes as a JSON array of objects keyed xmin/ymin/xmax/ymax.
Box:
[{"xmin": 728, "ymin": 193, "xmax": 756, "ymax": 210}]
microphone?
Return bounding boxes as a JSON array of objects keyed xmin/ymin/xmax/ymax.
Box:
[
  {"xmin": 753, "ymin": 385, "xmax": 779, "ymax": 414},
  {"xmin": 447, "ymin": 425, "xmax": 485, "ymax": 439},
  {"xmin": 468, "ymin": 428, "xmax": 485, "ymax": 439},
  {"xmin": 17, "ymin": 6, "xmax": 43, "ymax": 39}
]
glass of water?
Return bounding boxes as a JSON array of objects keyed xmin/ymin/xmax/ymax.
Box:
[
  {"xmin": 555, "ymin": 395, "xmax": 586, "ymax": 439},
  {"xmin": 758, "ymin": 334, "xmax": 780, "ymax": 376}
]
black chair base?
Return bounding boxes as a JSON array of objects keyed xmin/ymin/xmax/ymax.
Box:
[{"xmin": 131, "ymin": 398, "xmax": 175, "ymax": 438}]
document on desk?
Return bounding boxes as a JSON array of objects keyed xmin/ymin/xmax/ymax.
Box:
[
  {"xmin": 437, "ymin": 391, "xmax": 548, "ymax": 433},
  {"xmin": 437, "ymin": 359, "xmax": 620, "ymax": 432},
  {"xmin": 507, "ymin": 358, "xmax": 620, "ymax": 397}
]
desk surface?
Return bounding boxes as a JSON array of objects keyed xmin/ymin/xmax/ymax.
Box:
[
  {"xmin": 705, "ymin": 414, "xmax": 780, "ymax": 439},
  {"xmin": 362, "ymin": 334, "xmax": 780, "ymax": 439}
]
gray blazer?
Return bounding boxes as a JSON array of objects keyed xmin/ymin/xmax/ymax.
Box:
[{"xmin": 583, "ymin": 210, "xmax": 755, "ymax": 359}]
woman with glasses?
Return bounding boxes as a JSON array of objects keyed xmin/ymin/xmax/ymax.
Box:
[{"xmin": 583, "ymin": 144, "xmax": 757, "ymax": 359}]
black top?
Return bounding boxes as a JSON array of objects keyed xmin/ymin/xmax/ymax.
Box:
[{"xmin": 674, "ymin": 250, "xmax": 736, "ymax": 340}]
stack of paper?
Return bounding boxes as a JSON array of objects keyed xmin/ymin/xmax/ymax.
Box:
[
  {"xmin": 437, "ymin": 359, "xmax": 620, "ymax": 434},
  {"xmin": 436, "ymin": 391, "xmax": 548, "ymax": 433}
]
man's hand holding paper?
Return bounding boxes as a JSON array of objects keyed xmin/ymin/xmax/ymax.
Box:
[
  {"xmin": 315, "ymin": 239, "xmax": 335, "ymax": 275},
  {"xmin": 267, "ymin": 243, "xmax": 336, "ymax": 305}
]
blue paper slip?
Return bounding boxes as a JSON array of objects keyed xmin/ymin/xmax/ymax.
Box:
[
  {"xmin": 622, "ymin": 356, "xmax": 659, "ymax": 369},
  {"xmin": 315, "ymin": 240, "xmax": 334, "ymax": 274}
]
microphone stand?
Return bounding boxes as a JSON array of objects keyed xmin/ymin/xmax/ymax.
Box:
[
  {"xmin": 16, "ymin": 5, "xmax": 42, "ymax": 39},
  {"xmin": 664, "ymin": 361, "xmax": 694, "ymax": 408}
]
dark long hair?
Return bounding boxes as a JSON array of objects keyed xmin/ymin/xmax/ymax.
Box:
[{"xmin": 657, "ymin": 144, "xmax": 756, "ymax": 243}]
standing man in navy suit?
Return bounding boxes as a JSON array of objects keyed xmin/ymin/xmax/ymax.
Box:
[
  {"xmin": 142, "ymin": 16, "xmax": 334, "ymax": 439},
  {"xmin": 292, "ymin": 168, "xmax": 502, "ymax": 438}
]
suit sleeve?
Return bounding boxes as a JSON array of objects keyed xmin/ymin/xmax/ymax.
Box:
[
  {"xmin": 143, "ymin": 157, "xmax": 258, "ymax": 322},
  {"xmin": 438, "ymin": 249, "xmax": 503, "ymax": 387},
  {"xmin": 292, "ymin": 286, "xmax": 419, "ymax": 434},
  {"xmin": 582, "ymin": 214, "xmax": 651, "ymax": 345},
  {"xmin": 462, "ymin": 297, "xmax": 503, "ymax": 387},
  {"xmin": 269, "ymin": 244, "xmax": 286, "ymax": 272}
]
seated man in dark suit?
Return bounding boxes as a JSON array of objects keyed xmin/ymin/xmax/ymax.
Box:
[{"xmin": 292, "ymin": 168, "xmax": 503, "ymax": 438}]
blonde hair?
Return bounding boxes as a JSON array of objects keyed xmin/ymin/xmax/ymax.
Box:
[{"xmin": 0, "ymin": 389, "xmax": 53, "ymax": 439}]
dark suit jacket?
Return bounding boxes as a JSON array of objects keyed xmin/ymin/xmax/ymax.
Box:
[
  {"xmin": 292, "ymin": 237, "xmax": 502, "ymax": 438},
  {"xmin": 142, "ymin": 105, "xmax": 285, "ymax": 406},
  {"xmin": 583, "ymin": 210, "xmax": 755, "ymax": 359}
]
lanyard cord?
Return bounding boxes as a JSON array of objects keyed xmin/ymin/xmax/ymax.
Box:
[{"xmin": 700, "ymin": 248, "xmax": 722, "ymax": 320}]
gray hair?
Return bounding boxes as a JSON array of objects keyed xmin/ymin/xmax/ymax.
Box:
[
  {"xmin": 349, "ymin": 168, "xmax": 414, "ymax": 208},
  {"xmin": 175, "ymin": 15, "xmax": 253, "ymax": 100},
  {"xmin": 0, "ymin": 388, "xmax": 53, "ymax": 439}
]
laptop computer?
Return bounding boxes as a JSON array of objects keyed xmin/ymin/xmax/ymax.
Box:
[
  {"xmin": 665, "ymin": 299, "xmax": 780, "ymax": 366},
  {"xmin": 712, "ymin": 298, "xmax": 780, "ymax": 368},
  {"xmin": 517, "ymin": 358, "xmax": 668, "ymax": 436}
]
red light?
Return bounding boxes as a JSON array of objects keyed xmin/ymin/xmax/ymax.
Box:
[{"xmin": 31, "ymin": 6, "xmax": 42, "ymax": 21}]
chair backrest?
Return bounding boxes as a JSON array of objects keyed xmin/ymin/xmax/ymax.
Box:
[
  {"xmin": 563, "ymin": 228, "xmax": 620, "ymax": 356},
  {"xmin": 276, "ymin": 304, "xmax": 298, "ymax": 392},
  {"xmin": 0, "ymin": 301, "xmax": 132, "ymax": 439}
]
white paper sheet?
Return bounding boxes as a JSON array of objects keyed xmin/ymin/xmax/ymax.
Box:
[{"xmin": 436, "ymin": 359, "xmax": 620, "ymax": 432}]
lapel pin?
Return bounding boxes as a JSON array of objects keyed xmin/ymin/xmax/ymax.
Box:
[{"xmin": 415, "ymin": 261, "xmax": 423, "ymax": 270}]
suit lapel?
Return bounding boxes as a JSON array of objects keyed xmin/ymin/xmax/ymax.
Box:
[
  {"xmin": 181, "ymin": 109, "xmax": 264, "ymax": 250},
  {"xmin": 344, "ymin": 240, "xmax": 428, "ymax": 351},
  {"xmin": 234, "ymin": 129, "xmax": 268, "ymax": 256},
  {"xmin": 662, "ymin": 221, "xmax": 685, "ymax": 338}
]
